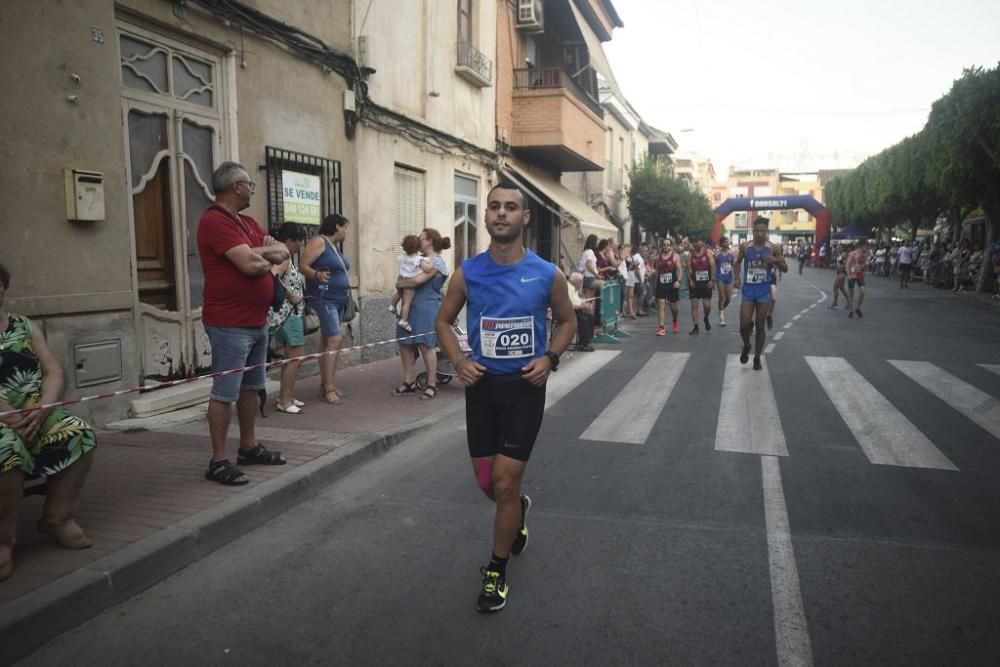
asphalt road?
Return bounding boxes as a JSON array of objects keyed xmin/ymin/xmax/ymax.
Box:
[{"xmin": 20, "ymin": 269, "xmax": 1000, "ymax": 666}]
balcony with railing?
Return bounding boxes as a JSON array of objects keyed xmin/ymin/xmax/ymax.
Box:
[
  {"xmin": 510, "ymin": 66, "xmax": 605, "ymax": 172},
  {"xmin": 455, "ymin": 41, "xmax": 492, "ymax": 88}
]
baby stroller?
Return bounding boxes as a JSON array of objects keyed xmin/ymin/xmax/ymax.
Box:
[{"xmin": 415, "ymin": 324, "xmax": 471, "ymax": 390}]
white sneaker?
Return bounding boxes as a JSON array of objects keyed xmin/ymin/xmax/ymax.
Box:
[
  {"xmin": 719, "ymin": 312, "xmax": 726, "ymax": 326},
  {"xmin": 398, "ymin": 319, "xmax": 412, "ymax": 332},
  {"xmin": 387, "ymin": 304, "xmax": 398, "ymax": 315}
]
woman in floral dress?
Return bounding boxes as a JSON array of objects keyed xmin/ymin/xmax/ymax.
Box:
[{"xmin": 0, "ymin": 263, "xmax": 97, "ymax": 581}]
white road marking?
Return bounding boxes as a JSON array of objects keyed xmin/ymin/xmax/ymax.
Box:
[
  {"xmin": 715, "ymin": 355, "xmax": 788, "ymax": 456},
  {"xmin": 765, "ymin": 343, "xmax": 776, "ymax": 354},
  {"xmin": 546, "ymin": 350, "xmax": 620, "ymax": 409},
  {"xmin": 808, "ymin": 304, "xmax": 817, "ymax": 309},
  {"xmin": 580, "ymin": 352, "xmax": 689, "ymax": 444},
  {"xmin": 979, "ymin": 364, "xmax": 1000, "ymax": 377},
  {"xmin": 890, "ymin": 360, "xmax": 1000, "ymax": 441},
  {"xmin": 805, "ymin": 357, "xmax": 957, "ymax": 470},
  {"xmin": 773, "ymin": 332, "xmax": 785, "ymax": 341},
  {"xmin": 793, "ymin": 315, "xmax": 802, "ymax": 320},
  {"xmin": 762, "ymin": 455, "xmax": 814, "ymax": 667},
  {"xmin": 783, "ymin": 323, "xmax": 794, "ymax": 330}
]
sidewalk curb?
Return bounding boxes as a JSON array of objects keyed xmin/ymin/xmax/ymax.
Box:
[{"xmin": 0, "ymin": 401, "xmax": 464, "ymax": 664}]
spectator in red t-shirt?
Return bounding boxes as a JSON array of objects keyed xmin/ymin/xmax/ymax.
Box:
[{"xmin": 197, "ymin": 162, "xmax": 289, "ymax": 485}]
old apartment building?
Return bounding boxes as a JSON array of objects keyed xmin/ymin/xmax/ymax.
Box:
[{"xmin": 0, "ymin": 0, "xmax": 672, "ymax": 425}]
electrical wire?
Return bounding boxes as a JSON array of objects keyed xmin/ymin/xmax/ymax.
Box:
[{"xmin": 188, "ymin": 0, "xmax": 496, "ymax": 163}]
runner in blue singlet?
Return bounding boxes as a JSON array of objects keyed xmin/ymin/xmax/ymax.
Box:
[
  {"xmin": 733, "ymin": 217, "xmax": 787, "ymax": 369},
  {"xmin": 714, "ymin": 237, "xmax": 735, "ymax": 327},
  {"xmin": 437, "ymin": 181, "xmax": 576, "ymax": 614}
]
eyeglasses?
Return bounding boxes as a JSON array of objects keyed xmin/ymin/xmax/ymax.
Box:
[{"xmin": 236, "ymin": 180, "xmax": 256, "ymax": 194}]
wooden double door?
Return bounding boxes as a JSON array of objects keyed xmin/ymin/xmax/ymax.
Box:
[{"xmin": 119, "ymin": 24, "xmax": 227, "ymax": 379}]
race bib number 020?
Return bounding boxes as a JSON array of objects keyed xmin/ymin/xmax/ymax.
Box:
[{"xmin": 480, "ymin": 316, "xmax": 534, "ymax": 358}]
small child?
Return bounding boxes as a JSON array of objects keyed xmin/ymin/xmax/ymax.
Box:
[{"xmin": 391, "ymin": 234, "xmax": 433, "ymax": 332}]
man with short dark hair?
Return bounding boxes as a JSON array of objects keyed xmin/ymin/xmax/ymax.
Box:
[
  {"xmin": 437, "ymin": 181, "xmax": 576, "ymax": 613},
  {"xmin": 198, "ymin": 161, "xmax": 289, "ymax": 485},
  {"xmin": 733, "ymin": 217, "xmax": 787, "ymax": 369}
]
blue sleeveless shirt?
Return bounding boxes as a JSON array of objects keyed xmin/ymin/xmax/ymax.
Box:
[
  {"xmin": 716, "ymin": 251, "xmax": 735, "ymax": 282},
  {"xmin": 463, "ymin": 249, "xmax": 556, "ymax": 375},
  {"xmin": 741, "ymin": 244, "xmax": 773, "ymax": 300}
]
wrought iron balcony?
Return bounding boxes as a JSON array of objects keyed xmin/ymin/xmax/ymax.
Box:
[
  {"xmin": 513, "ymin": 67, "xmax": 603, "ymax": 118},
  {"xmin": 455, "ymin": 41, "xmax": 492, "ymax": 87}
]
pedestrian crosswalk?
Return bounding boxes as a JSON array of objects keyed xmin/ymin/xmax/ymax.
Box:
[
  {"xmin": 889, "ymin": 360, "xmax": 1000, "ymax": 441},
  {"xmin": 546, "ymin": 351, "xmax": 1000, "ymax": 472},
  {"xmin": 581, "ymin": 352, "xmax": 689, "ymax": 444},
  {"xmin": 716, "ymin": 355, "xmax": 787, "ymax": 456},
  {"xmin": 805, "ymin": 356, "xmax": 957, "ymax": 470}
]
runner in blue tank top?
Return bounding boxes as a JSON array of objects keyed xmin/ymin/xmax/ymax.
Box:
[
  {"xmin": 437, "ymin": 181, "xmax": 576, "ymax": 613},
  {"xmin": 714, "ymin": 237, "xmax": 735, "ymax": 327},
  {"xmin": 733, "ymin": 217, "xmax": 787, "ymax": 370}
]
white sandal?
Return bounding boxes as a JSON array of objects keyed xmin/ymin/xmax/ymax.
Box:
[{"xmin": 275, "ymin": 402, "xmax": 303, "ymax": 414}]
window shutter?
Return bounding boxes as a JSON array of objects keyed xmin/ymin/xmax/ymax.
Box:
[{"xmin": 394, "ymin": 166, "xmax": 426, "ymax": 253}]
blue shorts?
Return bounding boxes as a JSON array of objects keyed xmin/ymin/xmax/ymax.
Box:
[
  {"xmin": 741, "ymin": 284, "xmax": 772, "ymax": 304},
  {"xmin": 716, "ymin": 273, "xmax": 734, "ymax": 285},
  {"xmin": 205, "ymin": 325, "xmax": 268, "ymax": 402},
  {"xmin": 309, "ymin": 298, "xmax": 343, "ymax": 337}
]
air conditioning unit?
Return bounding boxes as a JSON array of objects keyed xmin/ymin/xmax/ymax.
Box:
[{"xmin": 517, "ymin": 0, "xmax": 544, "ymax": 33}]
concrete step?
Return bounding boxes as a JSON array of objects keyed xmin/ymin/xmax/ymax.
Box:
[{"xmin": 109, "ymin": 379, "xmax": 279, "ymax": 430}]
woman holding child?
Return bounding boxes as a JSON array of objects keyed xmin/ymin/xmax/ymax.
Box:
[{"xmin": 393, "ymin": 228, "xmax": 451, "ymax": 400}]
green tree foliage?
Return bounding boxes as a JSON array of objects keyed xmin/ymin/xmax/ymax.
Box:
[
  {"xmin": 627, "ymin": 158, "xmax": 715, "ymax": 240},
  {"xmin": 825, "ymin": 64, "xmax": 1000, "ymax": 290}
]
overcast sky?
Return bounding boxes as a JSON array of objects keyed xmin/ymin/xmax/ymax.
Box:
[{"xmin": 603, "ymin": 0, "xmax": 1000, "ymax": 178}]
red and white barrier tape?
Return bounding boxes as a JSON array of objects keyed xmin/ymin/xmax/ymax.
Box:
[{"xmin": 0, "ymin": 330, "xmax": 437, "ymax": 420}]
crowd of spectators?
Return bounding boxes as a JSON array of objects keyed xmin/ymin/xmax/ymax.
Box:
[{"xmin": 809, "ymin": 238, "xmax": 1000, "ymax": 298}]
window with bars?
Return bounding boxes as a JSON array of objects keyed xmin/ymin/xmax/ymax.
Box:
[
  {"xmin": 394, "ymin": 165, "xmax": 426, "ymax": 253},
  {"xmin": 264, "ymin": 146, "xmax": 342, "ymax": 235}
]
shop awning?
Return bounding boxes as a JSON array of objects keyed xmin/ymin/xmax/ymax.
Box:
[
  {"xmin": 502, "ymin": 159, "xmax": 619, "ymax": 238},
  {"xmin": 832, "ymin": 223, "xmax": 872, "ymax": 240}
]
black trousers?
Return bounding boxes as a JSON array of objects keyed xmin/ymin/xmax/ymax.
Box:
[{"xmin": 575, "ymin": 310, "xmax": 594, "ymax": 346}]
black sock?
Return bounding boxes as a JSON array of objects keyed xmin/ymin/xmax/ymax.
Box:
[{"xmin": 490, "ymin": 552, "xmax": 509, "ymax": 576}]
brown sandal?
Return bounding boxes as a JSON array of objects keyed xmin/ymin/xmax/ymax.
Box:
[
  {"xmin": 37, "ymin": 519, "xmax": 93, "ymax": 549},
  {"xmin": 420, "ymin": 385, "xmax": 438, "ymax": 400}
]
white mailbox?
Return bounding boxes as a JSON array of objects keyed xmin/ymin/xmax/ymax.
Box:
[{"xmin": 64, "ymin": 169, "xmax": 106, "ymax": 222}]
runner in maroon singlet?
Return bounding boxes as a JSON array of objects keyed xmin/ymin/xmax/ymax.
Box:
[
  {"xmin": 653, "ymin": 240, "xmax": 683, "ymax": 335},
  {"xmin": 686, "ymin": 240, "xmax": 716, "ymax": 335}
]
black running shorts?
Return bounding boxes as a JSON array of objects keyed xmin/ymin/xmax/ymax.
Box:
[
  {"xmin": 690, "ymin": 284, "xmax": 712, "ymax": 300},
  {"xmin": 466, "ymin": 373, "xmax": 546, "ymax": 462},
  {"xmin": 655, "ymin": 284, "xmax": 679, "ymax": 302}
]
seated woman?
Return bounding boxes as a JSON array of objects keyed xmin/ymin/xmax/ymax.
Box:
[{"xmin": 0, "ymin": 263, "xmax": 97, "ymax": 582}]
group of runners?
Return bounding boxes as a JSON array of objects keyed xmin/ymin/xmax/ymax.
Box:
[
  {"xmin": 650, "ymin": 217, "xmax": 787, "ymax": 368},
  {"xmin": 436, "ymin": 190, "xmax": 794, "ymax": 614},
  {"xmin": 828, "ymin": 239, "xmax": 868, "ymax": 317}
]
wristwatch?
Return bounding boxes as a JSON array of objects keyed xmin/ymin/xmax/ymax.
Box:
[{"xmin": 543, "ymin": 350, "xmax": 560, "ymax": 372}]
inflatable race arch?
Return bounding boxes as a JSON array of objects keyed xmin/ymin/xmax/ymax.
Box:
[{"xmin": 711, "ymin": 195, "xmax": 832, "ymax": 250}]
